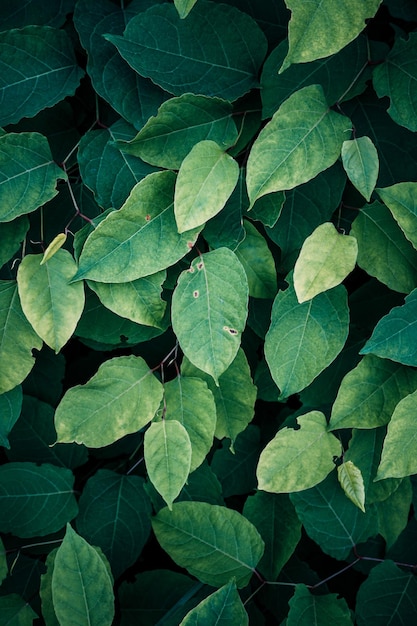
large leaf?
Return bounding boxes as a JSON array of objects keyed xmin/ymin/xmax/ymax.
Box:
[
  {"xmin": 74, "ymin": 171, "xmax": 202, "ymax": 283},
  {"xmin": 120, "ymin": 93, "xmax": 238, "ymax": 169},
  {"xmin": 0, "ymin": 385, "xmax": 22, "ymax": 449},
  {"xmin": 76, "ymin": 470, "xmax": 152, "ymax": 579},
  {"xmin": 0, "ymin": 132, "xmax": 65, "ymax": 222},
  {"xmin": 281, "ymin": 0, "xmax": 382, "ymax": 72},
  {"xmin": 287, "ymin": 585, "xmax": 353, "ymax": 626},
  {"xmin": 54, "ymin": 355, "xmax": 163, "ymax": 447},
  {"xmin": 174, "ymin": 140, "xmax": 239, "ymax": 233},
  {"xmin": 152, "ymin": 501, "xmax": 264, "ymax": 588},
  {"xmin": 246, "ymin": 85, "xmax": 351, "ymax": 206},
  {"xmin": 0, "ymin": 462, "xmax": 78, "ymax": 538},
  {"xmin": 264, "ymin": 279, "xmax": 349, "ymax": 399},
  {"xmin": 373, "ymin": 33, "xmax": 417, "ymax": 132},
  {"xmin": 329, "ymin": 355, "xmax": 417, "ymax": 430},
  {"xmin": 211, "ymin": 425, "xmax": 261, "ymax": 497},
  {"xmin": 293, "ymin": 222, "xmax": 358, "ymax": 303},
  {"xmin": 172, "ymin": 248, "xmax": 249, "ymax": 384},
  {"xmin": 235, "ymin": 220, "xmax": 277, "ymax": 299},
  {"xmin": 180, "ymin": 581, "xmax": 248, "ymax": 626},
  {"xmin": 377, "ymin": 182, "xmax": 417, "ymax": 250},
  {"xmin": 341, "ymin": 136, "xmax": 379, "ymax": 201},
  {"xmin": 0, "ymin": 25, "xmax": 83, "ymax": 126},
  {"xmin": 52, "ymin": 524, "xmax": 114, "ymax": 626},
  {"xmin": 0, "ymin": 281, "xmax": 43, "ymax": 395},
  {"xmin": 17, "ymin": 251, "xmax": 85, "ymax": 353},
  {"xmin": 105, "ymin": 1, "xmax": 267, "ymax": 102},
  {"xmin": 257, "ymin": 411, "xmax": 341, "ymax": 493},
  {"xmin": 0, "ymin": 216, "xmax": 29, "ymax": 268},
  {"xmin": 360, "ymin": 288, "xmax": 417, "ymax": 365}
]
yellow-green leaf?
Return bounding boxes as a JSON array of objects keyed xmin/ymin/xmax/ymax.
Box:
[{"xmin": 337, "ymin": 460, "xmax": 366, "ymax": 513}]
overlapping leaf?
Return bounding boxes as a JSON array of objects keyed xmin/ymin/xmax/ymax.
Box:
[
  {"xmin": 235, "ymin": 220, "xmax": 277, "ymax": 298},
  {"xmin": 0, "ymin": 385, "xmax": 22, "ymax": 449},
  {"xmin": 337, "ymin": 461, "xmax": 366, "ymax": 513},
  {"xmin": 377, "ymin": 182, "xmax": 417, "ymax": 249},
  {"xmin": 0, "ymin": 216, "xmax": 29, "ymax": 267},
  {"xmin": 180, "ymin": 581, "xmax": 248, "ymax": 626},
  {"xmin": 341, "ymin": 136, "xmax": 379, "ymax": 201},
  {"xmin": 287, "ymin": 585, "xmax": 353, "ymax": 625}
]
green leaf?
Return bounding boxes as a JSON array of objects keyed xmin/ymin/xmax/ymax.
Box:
[
  {"xmin": 0, "ymin": 462, "xmax": 78, "ymax": 538},
  {"xmin": 54, "ymin": 355, "xmax": 163, "ymax": 447},
  {"xmin": 120, "ymin": 94, "xmax": 238, "ymax": 169},
  {"xmin": 152, "ymin": 501, "xmax": 264, "ymax": 588},
  {"xmin": 287, "ymin": 585, "xmax": 353, "ymax": 626},
  {"xmin": 75, "ymin": 171, "xmax": 202, "ymax": 283},
  {"xmin": 174, "ymin": 140, "xmax": 239, "ymax": 233},
  {"xmin": 373, "ymin": 33, "xmax": 417, "ymax": 131},
  {"xmin": 0, "ymin": 25, "xmax": 83, "ymax": 126},
  {"xmin": 172, "ymin": 248, "xmax": 249, "ymax": 384},
  {"xmin": 145, "ymin": 420, "xmax": 192, "ymax": 509},
  {"xmin": 0, "ymin": 132, "xmax": 65, "ymax": 222},
  {"xmin": 0, "ymin": 594, "xmax": 38, "ymax": 626},
  {"xmin": 243, "ymin": 492, "xmax": 302, "ymax": 581},
  {"xmin": 181, "ymin": 348, "xmax": 257, "ymax": 444},
  {"xmin": 246, "ymin": 85, "xmax": 351, "ymax": 206},
  {"xmin": 235, "ymin": 220, "xmax": 277, "ymax": 299},
  {"xmin": 174, "ymin": 0, "xmax": 198, "ymax": 19},
  {"xmin": 87, "ymin": 271, "xmax": 167, "ymax": 328},
  {"xmin": 40, "ymin": 550, "xmax": 59, "ymax": 626},
  {"xmin": 341, "ymin": 137, "xmax": 379, "ymax": 201},
  {"xmin": 76, "ymin": 470, "xmax": 152, "ymax": 579},
  {"xmin": 329, "ymin": 355, "xmax": 417, "ymax": 430},
  {"xmin": 281, "ymin": 0, "xmax": 382, "ymax": 72},
  {"xmin": 265, "ymin": 279, "xmax": 349, "ymax": 399},
  {"xmin": 377, "ymin": 182, "xmax": 417, "ymax": 250},
  {"xmin": 180, "ymin": 581, "xmax": 248, "ymax": 625},
  {"xmin": 41, "ymin": 233, "xmax": 67, "ymax": 265},
  {"xmin": 0, "ymin": 216, "xmax": 29, "ymax": 268},
  {"xmin": 0, "ymin": 1, "xmax": 75, "ymax": 29},
  {"xmin": 105, "ymin": 2, "xmax": 267, "ymax": 102},
  {"xmin": 163, "ymin": 377, "xmax": 216, "ymax": 472},
  {"xmin": 293, "ymin": 222, "xmax": 358, "ymax": 303},
  {"xmin": 360, "ymin": 288, "xmax": 417, "ymax": 365},
  {"xmin": 257, "ymin": 411, "xmax": 341, "ymax": 493},
  {"xmin": 350, "ymin": 200, "xmax": 417, "ymax": 294},
  {"xmin": 376, "ymin": 478, "xmax": 412, "ymax": 549},
  {"xmin": 355, "ymin": 560, "xmax": 417, "ymax": 625},
  {"xmin": 211, "ymin": 425, "xmax": 261, "ymax": 497},
  {"xmin": 337, "ymin": 461, "xmax": 366, "ymax": 513},
  {"xmin": 0, "ymin": 385, "xmax": 22, "ymax": 449},
  {"xmin": 52, "ymin": 524, "xmax": 114, "ymax": 626},
  {"xmin": 0, "ymin": 281, "xmax": 43, "ymax": 395},
  {"xmin": 0, "ymin": 536, "xmax": 7, "ymax": 585},
  {"xmin": 17, "ymin": 251, "xmax": 85, "ymax": 353}
]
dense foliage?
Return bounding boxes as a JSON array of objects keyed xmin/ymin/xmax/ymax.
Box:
[{"xmin": 2, "ymin": 0, "xmax": 417, "ymax": 623}]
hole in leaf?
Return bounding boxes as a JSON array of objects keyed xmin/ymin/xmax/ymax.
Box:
[
  {"xmin": 223, "ymin": 326, "xmax": 238, "ymax": 335},
  {"xmin": 193, "ymin": 290, "xmax": 199, "ymax": 298},
  {"xmin": 197, "ymin": 261, "xmax": 204, "ymax": 270},
  {"xmin": 120, "ymin": 335, "xmax": 128, "ymax": 343}
]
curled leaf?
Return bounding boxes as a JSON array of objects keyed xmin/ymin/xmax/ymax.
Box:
[{"xmin": 40, "ymin": 233, "xmax": 67, "ymax": 265}]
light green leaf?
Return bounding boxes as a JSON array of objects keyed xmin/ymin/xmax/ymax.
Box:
[
  {"xmin": 52, "ymin": 524, "xmax": 114, "ymax": 626},
  {"xmin": 152, "ymin": 501, "xmax": 264, "ymax": 588},
  {"xmin": 265, "ymin": 279, "xmax": 349, "ymax": 399},
  {"xmin": 329, "ymin": 355, "xmax": 417, "ymax": 430},
  {"xmin": 41, "ymin": 233, "xmax": 67, "ymax": 265},
  {"xmin": 373, "ymin": 33, "xmax": 417, "ymax": 131},
  {"xmin": 74, "ymin": 171, "xmax": 202, "ymax": 283},
  {"xmin": 120, "ymin": 94, "xmax": 238, "ymax": 169},
  {"xmin": 376, "ymin": 390, "xmax": 417, "ymax": 480},
  {"xmin": 145, "ymin": 420, "xmax": 192, "ymax": 509},
  {"xmin": 337, "ymin": 461, "xmax": 366, "ymax": 513},
  {"xmin": 17, "ymin": 251, "xmax": 85, "ymax": 353},
  {"xmin": 76, "ymin": 470, "xmax": 152, "ymax": 579},
  {"xmin": 257, "ymin": 411, "xmax": 341, "ymax": 493},
  {"xmin": 0, "ymin": 462, "xmax": 78, "ymax": 538},
  {"xmin": 0, "ymin": 385, "xmax": 22, "ymax": 449},
  {"xmin": 163, "ymin": 377, "xmax": 216, "ymax": 472},
  {"xmin": 105, "ymin": 2, "xmax": 267, "ymax": 102},
  {"xmin": 181, "ymin": 348, "xmax": 257, "ymax": 444},
  {"xmin": 87, "ymin": 271, "xmax": 167, "ymax": 328},
  {"xmin": 0, "ymin": 25, "xmax": 84, "ymax": 126},
  {"xmin": 281, "ymin": 0, "xmax": 382, "ymax": 72},
  {"xmin": 0, "ymin": 132, "xmax": 65, "ymax": 222},
  {"xmin": 0, "ymin": 281, "xmax": 43, "ymax": 395},
  {"xmin": 172, "ymin": 248, "xmax": 249, "ymax": 384},
  {"xmin": 174, "ymin": 0, "xmax": 198, "ymax": 19},
  {"xmin": 293, "ymin": 222, "xmax": 358, "ymax": 303},
  {"xmin": 180, "ymin": 581, "xmax": 248, "ymax": 625},
  {"xmin": 350, "ymin": 200, "xmax": 417, "ymax": 294},
  {"xmin": 360, "ymin": 288, "xmax": 417, "ymax": 365},
  {"xmin": 54, "ymin": 355, "xmax": 163, "ymax": 447},
  {"xmin": 246, "ymin": 85, "xmax": 351, "ymax": 206},
  {"xmin": 341, "ymin": 136, "xmax": 379, "ymax": 201},
  {"xmin": 287, "ymin": 585, "xmax": 353, "ymax": 626},
  {"xmin": 377, "ymin": 182, "xmax": 417, "ymax": 250},
  {"xmin": 174, "ymin": 140, "xmax": 239, "ymax": 233},
  {"xmin": 0, "ymin": 216, "xmax": 29, "ymax": 267},
  {"xmin": 0, "ymin": 594, "xmax": 38, "ymax": 626},
  {"xmin": 235, "ymin": 220, "xmax": 277, "ymax": 298}
]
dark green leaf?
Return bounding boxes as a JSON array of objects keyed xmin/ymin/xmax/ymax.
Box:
[
  {"xmin": 180, "ymin": 581, "xmax": 248, "ymax": 625},
  {"xmin": 287, "ymin": 585, "xmax": 353, "ymax": 626},
  {"xmin": 0, "ymin": 594, "xmax": 38, "ymax": 626},
  {"xmin": 0, "ymin": 217, "xmax": 29, "ymax": 268},
  {"xmin": 235, "ymin": 221, "xmax": 277, "ymax": 299},
  {"xmin": 211, "ymin": 425, "xmax": 261, "ymax": 497},
  {"xmin": 0, "ymin": 385, "xmax": 22, "ymax": 449}
]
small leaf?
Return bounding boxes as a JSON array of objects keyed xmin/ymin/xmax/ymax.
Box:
[
  {"xmin": 174, "ymin": 0, "xmax": 198, "ymax": 19},
  {"xmin": 0, "ymin": 594, "xmax": 38, "ymax": 626},
  {"xmin": 41, "ymin": 234, "xmax": 67, "ymax": 265},
  {"xmin": 293, "ymin": 222, "xmax": 358, "ymax": 303},
  {"xmin": 52, "ymin": 525, "xmax": 114, "ymax": 626},
  {"xmin": 145, "ymin": 420, "xmax": 192, "ymax": 509},
  {"xmin": 180, "ymin": 581, "xmax": 248, "ymax": 625},
  {"xmin": 341, "ymin": 136, "xmax": 379, "ymax": 201},
  {"xmin": 337, "ymin": 461, "xmax": 366, "ymax": 513},
  {"xmin": 174, "ymin": 140, "xmax": 239, "ymax": 233},
  {"xmin": 287, "ymin": 585, "xmax": 353, "ymax": 626},
  {"xmin": 377, "ymin": 182, "xmax": 417, "ymax": 250}
]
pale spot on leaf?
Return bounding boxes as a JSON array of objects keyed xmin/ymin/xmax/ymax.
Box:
[{"xmin": 193, "ymin": 290, "xmax": 199, "ymax": 298}]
